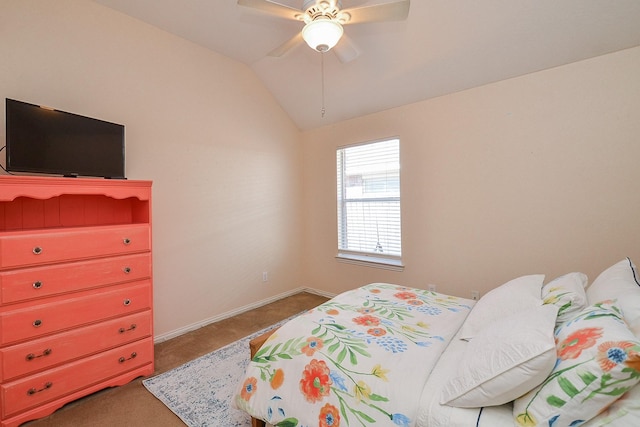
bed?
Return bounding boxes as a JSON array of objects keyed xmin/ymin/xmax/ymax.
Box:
[{"xmin": 235, "ymin": 258, "xmax": 640, "ymax": 427}]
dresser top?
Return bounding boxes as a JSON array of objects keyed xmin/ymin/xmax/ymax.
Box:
[{"xmin": 0, "ymin": 175, "xmax": 152, "ymax": 202}]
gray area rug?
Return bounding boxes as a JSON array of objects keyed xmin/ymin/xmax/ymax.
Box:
[{"xmin": 143, "ymin": 315, "xmax": 299, "ymax": 427}]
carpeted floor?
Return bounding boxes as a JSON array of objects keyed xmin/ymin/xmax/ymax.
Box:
[{"xmin": 22, "ymin": 292, "xmax": 328, "ymax": 427}]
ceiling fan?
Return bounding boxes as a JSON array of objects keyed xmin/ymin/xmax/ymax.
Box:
[{"xmin": 237, "ymin": 0, "xmax": 410, "ymax": 63}]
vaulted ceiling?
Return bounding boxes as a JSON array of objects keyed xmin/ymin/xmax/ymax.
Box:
[{"xmin": 92, "ymin": 0, "xmax": 640, "ymax": 130}]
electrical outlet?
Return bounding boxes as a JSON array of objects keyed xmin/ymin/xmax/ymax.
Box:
[
  {"xmin": 428, "ymin": 284, "xmax": 437, "ymax": 292},
  {"xmin": 262, "ymin": 271, "xmax": 268, "ymax": 282},
  {"xmin": 471, "ymin": 290, "xmax": 480, "ymax": 301}
]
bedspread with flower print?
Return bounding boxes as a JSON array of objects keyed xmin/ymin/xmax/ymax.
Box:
[{"xmin": 235, "ymin": 283, "xmax": 474, "ymax": 427}]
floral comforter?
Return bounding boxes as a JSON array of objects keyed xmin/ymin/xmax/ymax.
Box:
[{"xmin": 235, "ymin": 283, "xmax": 474, "ymax": 427}]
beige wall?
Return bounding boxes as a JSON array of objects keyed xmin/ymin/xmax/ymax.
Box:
[
  {"xmin": 301, "ymin": 46, "xmax": 640, "ymax": 299},
  {"xmin": 0, "ymin": 0, "xmax": 304, "ymax": 338},
  {"xmin": 2, "ymin": 1, "xmax": 639, "ymax": 338}
]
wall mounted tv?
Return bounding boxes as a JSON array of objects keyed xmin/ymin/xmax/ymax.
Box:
[{"xmin": 5, "ymin": 98, "xmax": 125, "ymax": 179}]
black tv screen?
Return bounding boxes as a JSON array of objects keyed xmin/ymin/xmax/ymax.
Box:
[{"xmin": 5, "ymin": 98, "xmax": 125, "ymax": 179}]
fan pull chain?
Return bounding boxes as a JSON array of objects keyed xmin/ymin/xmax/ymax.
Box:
[{"xmin": 321, "ymin": 52, "xmax": 326, "ymax": 118}]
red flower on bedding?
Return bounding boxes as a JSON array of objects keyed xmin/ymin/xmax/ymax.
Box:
[
  {"xmin": 394, "ymin": 291, "xmax": 417, "ymax": 300},
  {"xmin": 240, "ymin": 377, "xmax": 257, "ymax": 401},
  {"xmin": 301, "ymin": 336, "xmax": 324, "ymax": 356},
  {"xmin": 352, "ymin": 314, "xmax": 380, "ymax": 327},
  {"xmin": 596, "ymin": 341, "xmax": 637, "ymax": 372},
  {"xmin": 557, "ymin": 327, "xmax": 603, "ymax": 360},
  {"xmin": 319, "ymin": 403, "xmax": 340, "ymax": 427},
  {"xmin": 367, "ymin": 327, "xmax": 387, "ymax": 337},
  {"xmin": 300, "ymin": 359, "xmax": 332, "ymax": 403}
]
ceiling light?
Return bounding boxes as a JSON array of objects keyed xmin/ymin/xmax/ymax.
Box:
[{"xmin": 302, "ymin": 18, "xmax": 343, "ymax": 53}]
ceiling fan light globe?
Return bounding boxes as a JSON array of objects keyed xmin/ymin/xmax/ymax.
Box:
[{"xmin": 302, "ymin": 19, "xmax": 343, "ymax": 52}]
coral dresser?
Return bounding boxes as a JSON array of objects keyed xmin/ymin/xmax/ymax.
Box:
[{"xmin": 0, "ymin": 175, "xmax": 154, "ymax": 426}]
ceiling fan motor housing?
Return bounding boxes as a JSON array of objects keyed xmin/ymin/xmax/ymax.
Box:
[{"xmin": 302, "ymin": 0, "xmax": 343, "ymax": 21}]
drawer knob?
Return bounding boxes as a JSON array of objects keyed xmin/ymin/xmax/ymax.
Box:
[
  {"xmin": 32, "ymin": 281, "xmax": 43, "ymax": 289},
  {"xmin": 123, "ymin": 267, "xmax": 131, "ymax": 274},
  {"xmin": 118, "ymin": 352, "xmax": 137, "ymax": 363},
  {"xmin": 123, "ymin": 238, "xmax": 131, "ymax": 245},
  {"xmin": 26, "ymin": 348, "xmax": 52, "ymax": 361},
  {"xmin": 32, "ymin": 247, "xmax": 43, "ymax": 255},
  {"xmin": 123, "ymin": 299, "xmax": 132, "ymax": 306},
  {"xmin": 27, "ymin": 382, "xmax": 52, "ymax": 396},
  {"xmin": 118, "ymin": 324, "xmax": 137, "ymax": 334},
  {"xmin": 32, "ymin": 319, "xmax": 43, "ymax": 328}
]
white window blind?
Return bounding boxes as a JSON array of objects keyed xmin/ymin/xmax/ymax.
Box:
[{"xmin": 337, "ymin": 139, "xmax": 401, "ymax": 263}]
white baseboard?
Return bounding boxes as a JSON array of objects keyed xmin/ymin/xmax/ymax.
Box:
[
  {"xmin": 302, "ymin": 287, "xmax": 336, "ymax": 299},
  {"xmin": 153, "ymin": 287, "xmax": 336, "ymax": 344}
]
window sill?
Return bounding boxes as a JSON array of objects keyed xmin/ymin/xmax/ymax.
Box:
[{"xmin": 335, "ymin": 253, "xmax": 404, "ymax": 271}]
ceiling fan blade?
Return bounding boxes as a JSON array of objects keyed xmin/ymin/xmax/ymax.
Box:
[
  {"xmin": 342, "ymin": 0, "xmax": 410, "ymax": 25},
  {"xmin": 237, "ymin": 0, "xmax": 303, "ymax": 21},
  {"xmin": 267, "ymin": 32, "xmax": 304, "ymax": 57},
  {"xmin": 333, "ymin": 35, "xmax": 360, "ymax": 63}
]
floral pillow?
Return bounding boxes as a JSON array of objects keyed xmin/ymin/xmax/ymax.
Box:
[
  {"xmin": 542, "ymin": 272, "xmax": 588, "ymax": 326},
  {"xmin": 513, "ymin": 302, "xmax": 640, "ymax": 427},
  {"xmin": 583, "ymin": 382, "xmax": 640, "ymax": 426}
]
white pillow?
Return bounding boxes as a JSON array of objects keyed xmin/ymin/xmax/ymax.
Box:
[
  {"xmin": 441, "ymin": 304, "xmax": 558, "ymax": 407},
  {"xmin": 458, "ymin": 274, "xmax": 545, "ymax": 340},
  {"xmin": 587, "ymin": 258, "xmax": 640, "ymax": 336},
  {"xmin": 542, "ymin": 272, "xmax": 588, "ymax": 326}
]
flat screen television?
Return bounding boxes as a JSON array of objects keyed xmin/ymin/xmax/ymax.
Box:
[{"xmin": 5, "ymin": 98, "xmax": 125, "ymax": 179}]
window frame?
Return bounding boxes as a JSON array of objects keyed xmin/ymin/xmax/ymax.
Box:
[{"xmin": 335, "ymin": 137, "xmax": 404, "ymax": 271}]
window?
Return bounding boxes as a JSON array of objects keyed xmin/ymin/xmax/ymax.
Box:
[{"xmin": 336, "ymin": 138, "xmax": 402, "ymax": 269}]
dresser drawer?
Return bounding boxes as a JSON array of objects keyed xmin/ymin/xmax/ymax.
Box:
[
  {"xmin": 0, "ymin": 224, "xmax": 150, "ymax": 269},
  {"xmin": 0, "ymin": 253, "xmax": 151, "ymax": 305},
  {"xmin": 0, "ymin": 310, "xmax": 152, "ymax": 382},
  {"xmin": 0, "ymin": 281, "xmax": 151, "ymax": 346},
  {"xmin": 1, "ymin": 337, "xmax": 153, "ymax": 418}
]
